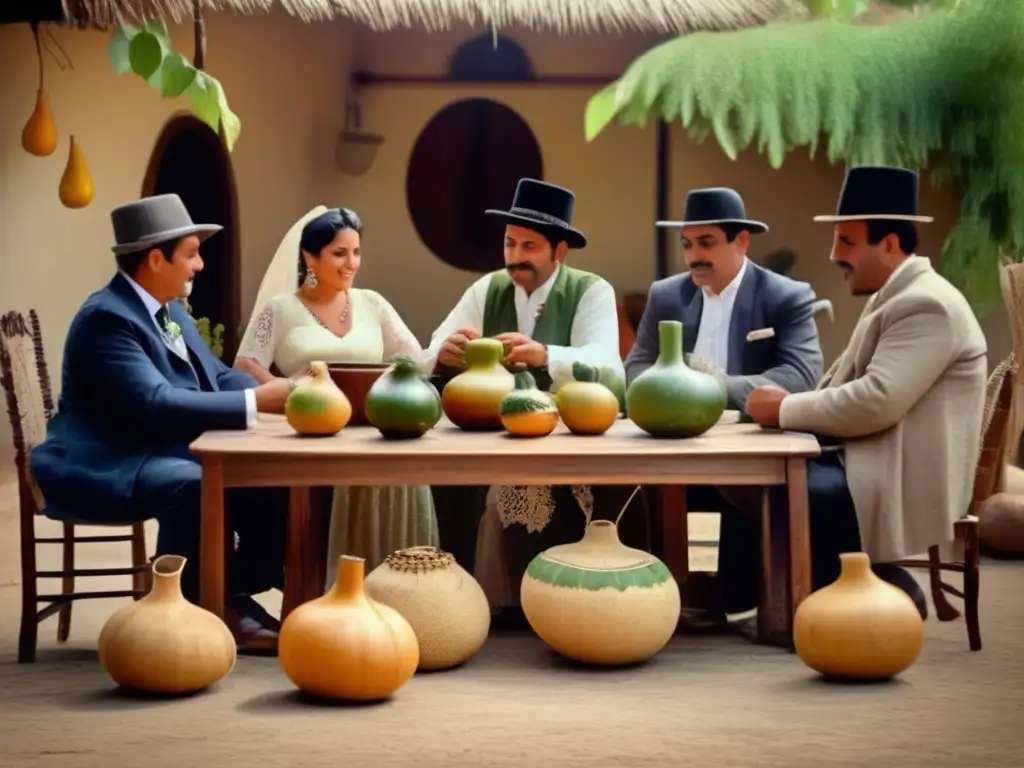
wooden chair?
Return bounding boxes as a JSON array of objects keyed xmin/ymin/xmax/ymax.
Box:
[
  {"xmin": 1, "ymin": 309, "xmax": 152, "ymax": 663},
  {"xmin": 892, "ymin": 353, "xmax": 1017, "ymax": 652}
]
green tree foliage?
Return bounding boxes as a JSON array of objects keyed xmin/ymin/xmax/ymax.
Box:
[{"xmin": 585, "ymin": 0, "xmax": 1024, "ymax": 315}]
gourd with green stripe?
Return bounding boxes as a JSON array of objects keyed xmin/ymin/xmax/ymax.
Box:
[{"xmin": 500, "ymin": 370, "xmax": 559, "ymax": 437}]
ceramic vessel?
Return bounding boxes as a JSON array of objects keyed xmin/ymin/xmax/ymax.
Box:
[
  {"xmin": 364, "ymin": 355, "xmax": 442, "ymax": 438},
  {"xmin": 365, "ymin": 546, "xmax": 491, "ymax": 671},
  {"xmin": 793, "ymin": 552, "xmax": 925, "ymax": 680},
  {"xmin": 520, "ymin": 520, "xmax": 681, "ymax": 665},
  {"xmin": 97, "ymin": 555, "xmax": 236, "ymax": 694},
  {"xmin": 625, "ymin": 320, "xmax": 726, "ymax": 438},
  {"xmin": 441, "ymin": 338, "xmax": 515, "ymax": 430},
  {"xmin": 286, "ymin": 361, "xmax": 352, "ymax": 435},
  {"xmin": 328, "ymin": 362, "xmax": 388, "ymax": 426},
  {"xmin": 279, "ymin": 555, "xmax": 420, "ymax": 701}
]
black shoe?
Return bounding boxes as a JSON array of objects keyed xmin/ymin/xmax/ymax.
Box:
[{"xmin": 491, "ymin": 607, "xmax": 531, "ymax": 631}]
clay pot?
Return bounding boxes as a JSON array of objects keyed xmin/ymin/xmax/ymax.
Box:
[
  {"xmin": 364, "ymin": 546, "xmax": 491, "ymax": 671},
  {"xmin": 364, "ymin": 356, "xmax": 442, "ymax": 438},
  {"xmin": 625, "ymin": 320, "xmax": 726, "ymax": 438},
  {"xmin": 328, "ymin": 362, "xmax": 388, "ymax": 426},
  {"xmin": 279, "ymin": 555, "xmax": 420, "ymax": 701},
  {"xmin": 97, "ymin": 555, "xmax": 236, "ymax": 694},
  {"xmin": 979, "ymin": 492, "xmax": 1024, "ymax": 557},
  {"xmin": 520, "ymin": 519, "xmax": 681, "ymax": 665},
  {"xmin": 286, "ymin": 361, "xmax": 352, "ymax": 435},
  {"xmin": 793, "ymin": 552, "xmax": 924, "ymax": 680},
  {"xmin": 441, "ymin": 338, "xmax": 515, "ymax": 430}
]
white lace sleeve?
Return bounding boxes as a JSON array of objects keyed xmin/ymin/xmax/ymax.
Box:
[
  {"xmin": 366, "ymin": 291, "xmax": 425, "ymax": 363},
  {"xmin": 235, "ymin": 298, "xmax": 280, "ymax": 370}
]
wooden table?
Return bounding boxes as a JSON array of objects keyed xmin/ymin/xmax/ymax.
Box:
[{"xmin": 189, "ymin": 414, "xmax": 820, "ymax": 648}]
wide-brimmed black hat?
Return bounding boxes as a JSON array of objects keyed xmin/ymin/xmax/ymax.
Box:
[
  {"xmin": 110, "ymin": 193, "xmax": 223, "ymax": 256},
  {"xmin": 814, "ymin": 165, "xmax": 934, "ymax": 223},
  {"xmin": 485, "ymin": 179, "xmax": 587, "ymax": 249},
  {"xmin": 656, "ymin": 187, "xmax": 768, "ymax": 234}
]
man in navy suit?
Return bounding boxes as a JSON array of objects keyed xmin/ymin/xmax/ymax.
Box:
[
  {"xmin": 30, "ymin": 194, "xmax": 295, "ymax": 652},
  {"xmin": 625, "ymin": 188, "xmax": 825, "ymax": 633}
]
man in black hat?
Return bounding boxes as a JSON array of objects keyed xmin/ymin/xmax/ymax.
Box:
[
  {"xmin": 424, "ymin": 178, "xmax": 627, "ymax": 626},
  {"xmin": 624, "ymin": 187, "xmax": 825, "ymax": 631},
  {"xmin": 744, "ymin": 165, "xmax": 988, "ymax": 619},
  {"xmin": 30, "ymin": 193, "xmax": 296, "ymax": 652}
]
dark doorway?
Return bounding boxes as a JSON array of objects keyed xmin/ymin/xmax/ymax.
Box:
[
  {"xmin": 141, "ymin": 114, "xmax": 241, "ymax": 361},
  {"xmin": 405, "ymin": 98, "xmax": 544, "ymax": 273}
]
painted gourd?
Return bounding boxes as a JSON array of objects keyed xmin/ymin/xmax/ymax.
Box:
[
  {"xmin": 520, "ymin": 519, "xmax": 681, "ymax": 665},
  {"xmin": 554, "ymin": 362, "xmax": 620, "ymax": 435},
  {"xmin": 285, "ymin": 360, "xmax": 352, "ymax": 435},
  {"xmin": 500, "ymin": 370, "xmax": 559, "ymax": 437},
  {"xmin": 58, "ymin": 135, "xmax": 94, "ymax": 209},
  {"xmin": 279, "ymin": 555, "xmax": 420, "ymax": 701},
  {"xmin": 626, "ymin": 320, "xmax": 726, "ymax": 438},
  {"xmin": 97, "ymin": 555, "xmax": 236, "ymax": 694},
  {"xmin": 364, "ymin": 547, "xmax": 491, "ymax": 671},
  {"xmin": 22, "ymin": 89, "xmax": 58, "ymax": 157},
  {"xmin": 365, "ymin": 354, "xmax": 442, "ymax": 438},
  {"xmin": 793, "ymin": 552, "xmax": 924, "ymax": 680},
  {"xmin": 441, "ymin": 338, "xmax": 515, "ymax": 430}
]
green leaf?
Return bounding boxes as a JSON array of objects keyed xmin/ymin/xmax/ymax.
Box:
[
  {"xmin": 108, "ymin": 24, "xmax": 138, "ymax": 75},
  {"xmin": 185, "ymin": 70, "xmax": 221, "ymax": 130},
  {"xmin": 140, "ymin": 20, "xmax": 171, "ymax": 49},
  {"xmin": 584, "ymin": 82, "xmax": 620, "ymax": 141},
  {"xmin": 128, "ymin": 31, "xmax": 166, "ymax": 81},
  {"xmin": 158, "ymin": 52, "xmax": 197, "ymax": 98}
]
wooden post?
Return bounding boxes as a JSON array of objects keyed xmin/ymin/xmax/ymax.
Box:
[{"xmin": 193, "ymin": 0, "xmax": 206, "ymax": 71}]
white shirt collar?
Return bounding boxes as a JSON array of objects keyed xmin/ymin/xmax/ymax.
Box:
[
  {"xmin": 120, "ymin": 271, "xmax": 165, "ymax": 319},
  {"xmin": 516, "ymin": 262, "xmax": 561, "ymax": 303},
  {"xmin": 701, "ymin": 257, "xmax": 748, "ymax": 300}
]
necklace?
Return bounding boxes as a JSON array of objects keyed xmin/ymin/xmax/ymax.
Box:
[{"xmin": 303, "ymin": 290, "xmax": 350, "ymax": 332}]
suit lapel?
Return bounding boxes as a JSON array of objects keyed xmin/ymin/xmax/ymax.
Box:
[
  {"xmin": 681, "ymin": 280, "xmax": 703, "ymax": 355},
  {"xmin": 726, "ymin": 266, "xmax": 757, "ymax": 376}
]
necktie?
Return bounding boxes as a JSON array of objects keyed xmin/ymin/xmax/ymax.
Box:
[{"xmin": 155, "ymin": 305, "xmax": 170, "ymax": 334}]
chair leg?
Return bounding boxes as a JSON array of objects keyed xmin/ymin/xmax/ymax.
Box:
[
  {"xmin": 19, "ymin": 503, "xmax": 39, "ymax": 663},
  {"xmin": 131, "ymin": 523, "xmax": 151, "ymax": 598},
  {"xmin": 56, "ymin": 522, "xmax": 75, "ymax": 643},
  {"xmin": 957, "ymin": 517, "xmax": 982, "ymax": 651},
  {"xmin": 927, "ymin": 545, "xmax": 961, "ymax": 621}
]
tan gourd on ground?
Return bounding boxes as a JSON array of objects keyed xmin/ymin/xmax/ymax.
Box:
[
  {"xmin": 365, "ymin": 547, "xmax": 491, "ymax": 671},
  {"xmin": 58, "ymin": 136, "xmax": 94, "ymax": 209},
  {"xmin": 279, "ymin": 555, "xmax": 419, "ymax": 700},
  {"xmin": 794, "ymin": 552, "xmax": 924, "ymax": 680},
  {"xmin": 97, "ymin": 555, "xmax": 236, "ymax": 693}
]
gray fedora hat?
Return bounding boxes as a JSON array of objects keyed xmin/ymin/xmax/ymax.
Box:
[{"xmin": 110, "ymin": 193, "xmax": 223, "ymax": 256}]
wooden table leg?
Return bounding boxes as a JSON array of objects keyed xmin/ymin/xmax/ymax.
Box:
[
  {"xmin": 787, "ymin": 457, "xmax": 812, "ymax": 624},
  {"xmin": 282, "ymin": 487, "xmax": 311, "ymax": 622},
  {"xmin": 660, "ymin": 485, "xmax": 689, "ymax": 583},
  {"xmin": 757, "ymin": 484, "xmax": 793, "ymax": 648},
  {"xmin": 200, "ymin": 456, "xmax": 226, "ymax": 619}
]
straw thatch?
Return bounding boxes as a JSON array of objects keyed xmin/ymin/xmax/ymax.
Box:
[{"xmin": 59, "ymin": 0, "xmax": 802, "ymax": 34}]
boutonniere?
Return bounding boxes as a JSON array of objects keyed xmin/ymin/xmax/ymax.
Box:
[
  {"xmin": 164, "ymin": 321, "xmax": 182, "ymax": 342},
  {"xmin": 534, "ymin": 303, "xmax": 546, "ymax": 323}
]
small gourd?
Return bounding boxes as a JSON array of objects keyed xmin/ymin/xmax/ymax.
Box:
[
  {"xmin": 500, "ymin": 370, "xmax": 559, "ymax": 437},
  {"xmin": 22, "ymin": 89, "xmax": 58, "ymax": 157},
  {"xmin": 286, "ymin": 361, "xmax": 352, "ymax": 436},
  {"xmin": 365, "ymin": 355, "xmax": 442, "ymax": 438},
  {"xmin": 59, "ymin": 136, "xmax": 95, "ymax": 209},
  {"xmin": 555, "ymin": 362, "xmax": 620, "ymax": 435}
]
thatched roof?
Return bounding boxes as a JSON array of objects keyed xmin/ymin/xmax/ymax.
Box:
[{"xmin": 61, "ymin": 0, "xmax": 802, "ymax": 35}]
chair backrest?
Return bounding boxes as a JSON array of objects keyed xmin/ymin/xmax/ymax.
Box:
[
  {"xmin": 0, "ymin": 309, "xmax": 55, "ymax": 512},
  {"xmin": 970, "ymin": 353, "xmax": 1017, "ymax": 513}
]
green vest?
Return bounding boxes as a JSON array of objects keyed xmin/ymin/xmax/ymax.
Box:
[{"xmin": 481, "ymin": 265, "xmax": 600, "ymax": 391}]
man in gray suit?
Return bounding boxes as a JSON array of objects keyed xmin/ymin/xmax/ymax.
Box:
[{"xmin": 625, "ymin": 187, "xmax": 825, "ymax": 629}]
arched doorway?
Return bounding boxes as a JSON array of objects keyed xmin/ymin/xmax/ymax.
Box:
[{"xmin": 141, "ymin": 114, "xmax": 241, "ymax": 361}]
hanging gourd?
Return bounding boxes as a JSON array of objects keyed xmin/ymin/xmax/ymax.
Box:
[
  {"xmin": 554, "ymin": 362, "xmax": 620, "ymax": 435},
  {"xmin": 21, "ymin": 23, "xmax": 58, "ymax": 157},
  {"xmin": 499, "ymin": 370, "xmax": 559, "ymax": 437},
  {"xmin": 58, "ymin": 136, "xmax": 94, "ymax": 209}
]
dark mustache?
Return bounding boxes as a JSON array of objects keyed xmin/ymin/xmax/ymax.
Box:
[
  {"xmin": 835, "ymin": 261, "xmax": 853, "ymax": 271},
  {"xmin": 506, "ymin": 262, "xmax": 537, "ymax": 273},
  {"xmin": 688, "ymin": 261, "xmax": 713, "ymax": 270}
]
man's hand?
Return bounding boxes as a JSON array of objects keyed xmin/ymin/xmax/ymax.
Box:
[
  {"xmin": 496, "ymin": 332, "xmax": 548, "ymax": 368},
  {"xmin": 745, "ymin": 385, "xmax": 789, "ymax": 428},
  {"xmin": 436, "ymin": 327, "xmax": 481, "ymax": 371},
  {"xmin": 254, "ymin": 377, "xmax": 296, "ymax": 414}
]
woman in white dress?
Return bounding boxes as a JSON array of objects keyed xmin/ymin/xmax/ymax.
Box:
[{"xmin": 234, "ymin": 206, "xmax": 439, "ymax": 581}]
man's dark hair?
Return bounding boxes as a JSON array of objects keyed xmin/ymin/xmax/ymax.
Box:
[
  {"xmin": 715, "ymin": 223, "xmax": 746, "ymax": 242},
  {"xmin": 866, "ymin": 220, "xmax": 918, "ymax": 255},
  {"xmin": 116, "ymin": 239, "xmax": 178, "ymax": 278}
]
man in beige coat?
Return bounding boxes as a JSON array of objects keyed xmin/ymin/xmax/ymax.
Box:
[{"xmin": 745, "ymin": 166, "xmax": 988, "ymax": 619}]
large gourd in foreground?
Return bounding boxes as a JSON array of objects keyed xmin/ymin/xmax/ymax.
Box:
[
  {"xmin": 97, "ymin": 555, "xmax": 236, "ymax": 693},
  {"xmin": 793, "ymin": 552, "xmax": 924, "ymax": 680},
  {"xmin": 365, "ymin": 547, "xmax": 491, "ymax": 671},
  {"xmin": 626, "ymin": 320, "xmax": 725, "ymax": 438},
  {"xmin": 286, "ymin": 360, "xmax": 352, "ymax": 435},
  {"xmin": 520, "ymin": 492, "xmax": 680, "ymax": 665},
  {"xmin": 279, "ymin": 555, "xmax": 420, "ymax": 700},
  {"xmin": 441, "ymin": 338, "xmax": 515, "ymax": 430}
]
